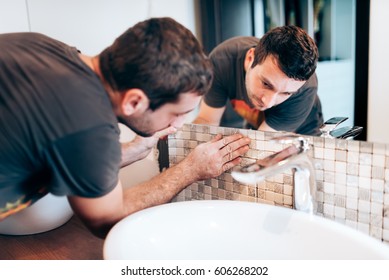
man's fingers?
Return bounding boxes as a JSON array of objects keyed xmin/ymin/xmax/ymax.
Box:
[{"xmin": 155, "ymin": 126, "xmax": 177, "ymax": 139}]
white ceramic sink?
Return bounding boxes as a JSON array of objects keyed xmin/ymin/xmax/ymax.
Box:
[
  {"xmin": 0, "ymin": 193, "xmax": 73, "ymax": 235},
  {"xmin": 103, "ymin": 200, "xmax": 389, "ymax": 260}
]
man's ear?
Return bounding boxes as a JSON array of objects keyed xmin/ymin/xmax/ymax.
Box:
[
  {"xmin": 121, "ymin": 89, "xmax": 150, "ymax": 116},
  {"xmin": 244, "ymin": 48, "xmax": 255, "ymax": 71}
]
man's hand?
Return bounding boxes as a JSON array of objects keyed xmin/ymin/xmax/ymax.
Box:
[
  {"xmin": 183, "ymin": 133, "xmax": 251, "ymax": 181},
  {"xmin": 121, "ymin": 126, "xmax": 177, "ymax": 167}
]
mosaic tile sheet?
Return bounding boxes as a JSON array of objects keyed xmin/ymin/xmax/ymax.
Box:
[{"xmin": 168, "ymin": 124, "xmax": 389, "ymax": 244}]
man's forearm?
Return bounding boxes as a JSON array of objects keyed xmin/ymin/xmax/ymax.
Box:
[
  {"xmin": 121, "ymin": 140, "xmax": 151, "ymax": 167},
  {"xmin": 122, "ymin": 156, "xmax": 196, "ymax": 216}
]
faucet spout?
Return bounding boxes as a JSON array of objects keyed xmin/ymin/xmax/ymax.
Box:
[{"xmin": 231, "ymin": 134, "xmax": 316, "ymax": 214}]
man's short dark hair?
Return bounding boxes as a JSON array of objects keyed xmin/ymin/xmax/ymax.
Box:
[
  {"xmin": 252, "ymin": 25, "xmax": 318, "ymax": 81},
  {"xmin": 99, "ymin": 17, "xmax": 213, "ymax": 110}
]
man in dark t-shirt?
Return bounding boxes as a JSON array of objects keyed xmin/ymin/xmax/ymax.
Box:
[
  {"xmin": 194, "ymin": 26, "xmax": 323, "ymax": 136},
  {"xmin": 0, "ymin": 18, "xmax": 251, "ymax": 238}
]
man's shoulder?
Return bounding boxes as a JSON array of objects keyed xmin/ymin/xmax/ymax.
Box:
[{"xmin": 210, "ymin": 36, "xmax": 259, "ymax": 57}]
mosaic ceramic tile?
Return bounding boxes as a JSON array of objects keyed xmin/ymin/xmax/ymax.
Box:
[{"xmin": 166, "ymin": 124, "xmax": 389, "ymax": 244}]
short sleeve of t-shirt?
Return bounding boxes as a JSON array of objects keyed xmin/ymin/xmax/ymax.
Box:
[
  {"xmin": 44, "ymin": 124, "xmax": 121, "ymax": 198},
  {"xmin": 203, "ymin": 37, "xmax": 258, "ymax": 108}
]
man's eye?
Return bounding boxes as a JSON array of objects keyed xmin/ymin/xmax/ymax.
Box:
[{"xmin": 263, "ymin": 81, "xmax": 271, "ymax": 88}]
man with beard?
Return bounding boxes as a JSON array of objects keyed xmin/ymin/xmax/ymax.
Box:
[
  {"xmin": 0, "ymin": 17, "xmax": 250, "ymax": 238},
  {"xmin": 194, "ymin": 25, "xmax": 323, "ymax": 136}
]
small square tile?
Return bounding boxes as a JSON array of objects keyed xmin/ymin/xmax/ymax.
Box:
[
  {"xmin": 359, "ymin": 177, "xmax": 371, "ymax": 190},
  {"xmin": 347, "ymin": 163, "xmax": 359, "ymax": 176},
  {"xmin": 360, "ymin": 141, "xmax": 373, "ymax": 153},
  {"xmin": 314, "ymin": 147, "xmax": 324, "ymax": 159},
  {"xmin": 334, "ymin": 195, "xmax": 346, "ymax": 207},
  {"xmin": 334, "ymin": 206, "xmax": 346, "ymax": 219},
  {"xmin": 324, "ymin": 148, "xmax": 335, "ymax": 160},
  {"xmin": 358, "ymin": 188, "xmax": 371, "ymax": 201},
  {"xmin": 345, "ymin": 209, "xmax": 358, "ymax": 222},
  {"xmin": 373, "ymin": 154, "xmax": 386, "ymax": 167},
  {"xmin": 335, "ymin": 161, "xmax": 347, "ymax": 173},
  {"xmin": 358, "ymin": 200, "xmax": 371, "ymax": 213},
  {"xmin": 323, "ymin": 203, "xmax": 334, "ymax": 217},
  {"xmin": 324, "ymin": 159, "xmax": 335, "ymax": 172},
  {"xmin": 371, "ymin": 191, "xmax": 384, "ymax": 203},
  {"xmin": 347, "ymin": 186, "xmax": 359, "ymax": 199},
  {"xmin": 324, "ymin": 171, "xmax": 335, "ymax": 183},
  {"xmin": 323, "ymin": 182, "xmax": 335, "ymax": 194},
  {"xmin": 371, "ymin": 202, "xmax": 384, "ymax": 215},
  {"xmin": 346, "ymin": 175, "xmax": 359, "ymax": 187},
  {"xmin": 372, "ymin": 166, "xmax": 385, "ymax": 179},
  {"xmin": 334, "ymin": 184, "xmax": 346, "ymax": 196},
  {"xmin": 348, "ymin": 141, "xmax": 360, "ymax": 152},
  {"xmin": 346, "ymin": 197, "xmax": 358, "ymax": 210},
  {"xmin": 347, "ymin": 151, "xmax": 360, "ymax": 164}
]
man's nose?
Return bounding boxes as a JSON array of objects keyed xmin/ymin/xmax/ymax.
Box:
[
  {"xmin": 171, "ymin": 115, "xmax": 186, "ymax": 129},
  {"xmin": 260, "ymin": 91, "xmax": 277, "ymax": 107}
]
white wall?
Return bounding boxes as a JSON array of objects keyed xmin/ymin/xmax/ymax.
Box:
[
  {"xmin": 368, "ymin": 0, "xmax": 389, "ymax": 144},
  {"xmin": 20, "ymin": 0, "xmax": 196, "ymax": 55},
  {"xmin": 0, "ymin": 0, "xmax": 29, "ymax": 32}
]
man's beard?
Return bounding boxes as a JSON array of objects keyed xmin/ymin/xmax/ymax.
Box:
[{"xmin": 117, "ymin": 116, "xmax": 153, "ymax": 138}]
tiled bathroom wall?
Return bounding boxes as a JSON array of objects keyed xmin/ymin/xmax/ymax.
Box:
[{"xmin": 166, "ymin": 124, "xmax": 389, "ymax": 244}]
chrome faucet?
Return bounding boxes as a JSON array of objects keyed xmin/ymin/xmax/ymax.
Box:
[
  {"xmin": 320, "ymin": 116, "xmax": 363, "ymax": 139},
  {"xmin": 231, "ymin": 134, "xmax": 316, "ymax": 214}
]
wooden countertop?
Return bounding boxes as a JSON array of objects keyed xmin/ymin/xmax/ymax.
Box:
[{"xmin": 0, "ymin": 215, "xmax": 104, "ymax": 260}]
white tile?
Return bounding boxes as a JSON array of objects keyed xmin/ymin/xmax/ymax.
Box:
[
  {"xmin": 314, "ymin": 147, "xmax": 324, "ymax": 159},
  {"xmin": 334, "ymin": 184, "xmax": 346, "ymax": 196},
  {"xmin": 373, "ymin": 154, "xmax": 386, "ymax": 167},
  {"xmin": 358, "ymin": 177, "xmax": 371, "ymax": 190},
  {"xmin": 372, "ymin": 166, "xmax": 385, "ymax": 180},
  {"xmin": 335, "ymin": 173, "xmax": 347, "ymax": 185},
  {"xmin": 335, "ymin": 161, "xmax": 347, "ymax": 173},
  {"xmin": 371, "ymin": 191, "xmax": 384, "ymax": 203},
  {"xmin": 347, "ymin": 151, "xmax": 360, "ymax": 164},
  {"xmin": 323, "ymin": 203, "xmax": 334, "ymax": 216},
  {"xmin": 347, "ymin": 163, "xmax": 359, "ymax": 175},
  {"xmin": 371, "ymin": 179, "xmax": 384, "ymax": 192},
  {"xmin": 358, "ymin": 200, "xmax": 371, "ymax": 213},
  {"xmin": 335, "ymin": 150, "xmax": 347, "ymax": 162},
  {"xmin": 346, "ymin": 175, "xmax": 359, "ymax": 187},
  {"xmin": 324, "ymin": 148, "xmax": 335, "ymax": 160},
  {"xmin": 346, "ymin": 186, "xmax": 358, "ymax": 199},
  {"xmin": 371, "ymin": 202, "xmax": 384, "ymax": 215},
  {"xmin": 347, "ymin": 141, "xmax": 360, "ymax": 152},
  {"xmin": 334, "ymin": 206, "xmax": 346, "ymax": 219},
  {"xmin": 346, "ymin": 197, "xmax": 358, "ymax": 210},
  {"xmin": 324, "ymin": 159, "xmax": 335, "ymax": 172},
  {"xmin": 359, "ymin": 165, "xmax": 371, "ymax": 178},
  {"xmin": 359, "ymin": 153, "xmax": 372, "ymax": 165},
  {"xmin": 324, "ymin": 171, "xmax": 335, "ymax": 183},
  {"xmin": 323, "ymin": 182, "xmax": 335, "ymax": 194}
]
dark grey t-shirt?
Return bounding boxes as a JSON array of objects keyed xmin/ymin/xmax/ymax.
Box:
[
  {"xmin": 203, "ymin": 36, "xmax": 323, "ymax": 135},
  {"xmin": 0, "ymin": 33, "xmax": 121, "ymax": 218}
]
